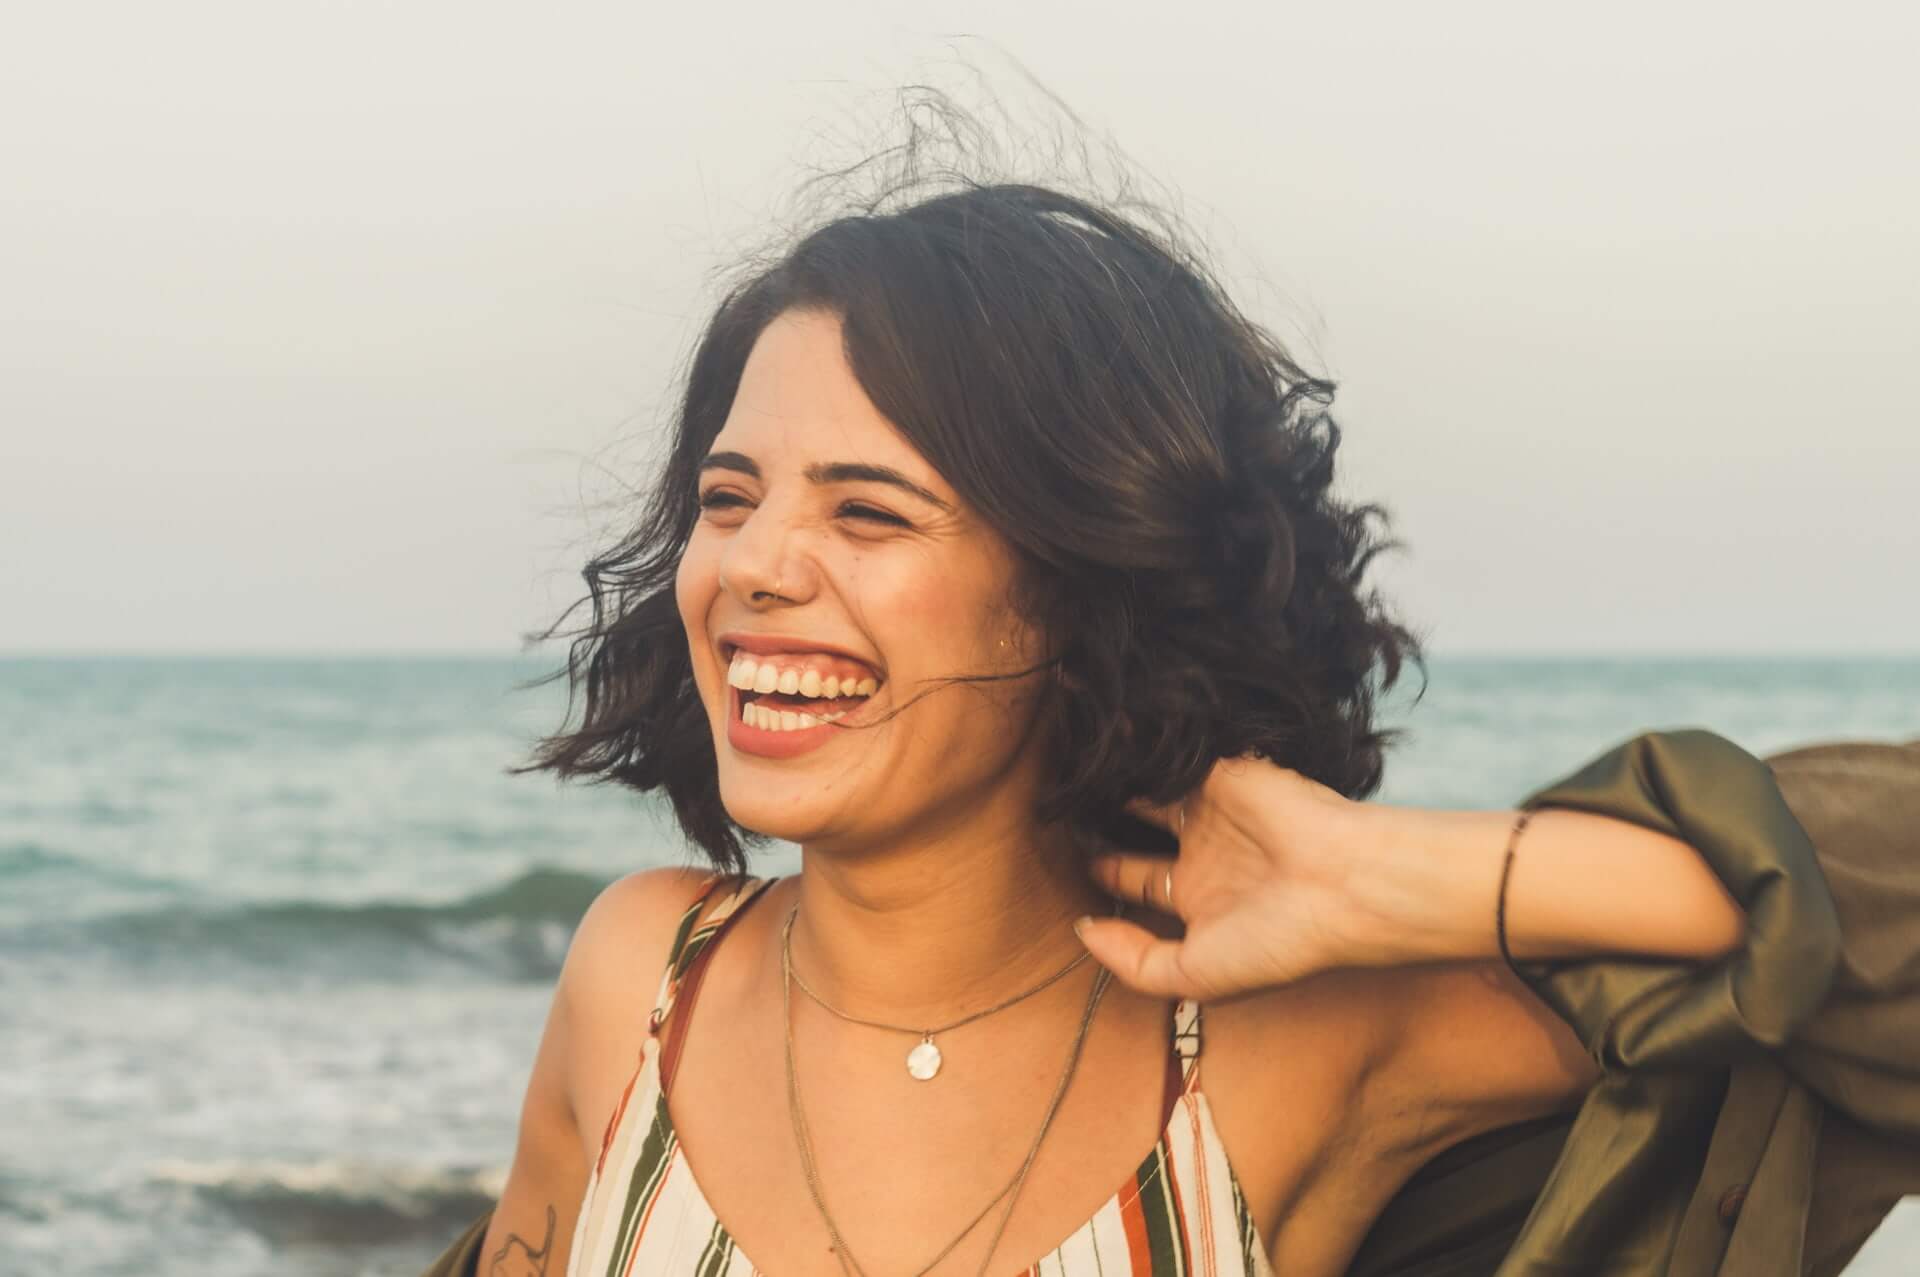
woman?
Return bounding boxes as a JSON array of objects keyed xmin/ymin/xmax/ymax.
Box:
[{"xmin": 428, "ymin": 178, "xmax": 1916, "ymax": 1276}]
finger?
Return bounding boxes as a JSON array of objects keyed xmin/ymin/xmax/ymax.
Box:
[
  {"xmin": 1073, "ymin": 916, "xmax": 1196, "ymax": 998},
  {"xmin": 1123, "ymin": 796, "xmax": 1186, "ymax": 835},
  {"xmin": 1087, "ymin": 852, "xmax": 1178, "ymax": 914}
]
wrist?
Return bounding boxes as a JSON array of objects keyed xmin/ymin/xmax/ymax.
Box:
[
  {"xmin": 1355, "ymin": 804, "xmax": 1748, "ymax": 970},
  {"xmin": 1343, "ymin": 804, "xmax": 1515, "ymax": 967}
]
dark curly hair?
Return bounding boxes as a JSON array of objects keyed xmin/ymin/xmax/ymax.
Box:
[{"xmin": 517, "ymin": 135, "xmax": 1425, "ymax": 875}]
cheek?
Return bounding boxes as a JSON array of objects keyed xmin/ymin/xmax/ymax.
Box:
[
  {"xmin": 674, "ymin": 543, "xmax": 727, "ymax": 716},
  {"xmin": 866, "ymin": 556, "xmax": 975, "ymax": 662},
  {"xmin": 883, "ymin": 562, "xmax": 1032, "ymax": 704},
  {"xmin": 674, "ymin": 535, "xmax": 719, "ymax": 633}
]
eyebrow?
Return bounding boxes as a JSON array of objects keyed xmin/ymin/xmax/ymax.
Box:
[{"xmin": 697, "ymin": 451, "xmax": 955, "ymax": 513}]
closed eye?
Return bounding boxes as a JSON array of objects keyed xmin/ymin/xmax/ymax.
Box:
[
  {"xmin": 840, "ymin": 503, "xmax": 908, "ymax": 526},
  {"xmin": 698, "ymin": 491, "xmax": 906, "ymax": 528}
]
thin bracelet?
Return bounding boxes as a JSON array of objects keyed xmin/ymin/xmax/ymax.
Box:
[{"xmin": 1496, "ymin": 809, "xmax": 1534, "ymax": 976}]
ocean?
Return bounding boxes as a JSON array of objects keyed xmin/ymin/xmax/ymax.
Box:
[{"xmin": 3, "ymin": 654, "xmax": 1915, "ymax": 1275}]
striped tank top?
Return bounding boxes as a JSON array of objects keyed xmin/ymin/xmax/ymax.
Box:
[{"xmin": 567, "ymin": 872, "xmax": 1275, "ymax": 1276}]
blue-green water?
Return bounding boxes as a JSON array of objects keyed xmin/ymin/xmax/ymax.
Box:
[{"xmin": 3, "ymin": 655, "xmax": 1914, "ymax": 1274}]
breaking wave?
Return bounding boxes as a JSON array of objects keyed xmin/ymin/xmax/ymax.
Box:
[{"xmin": 82, "ymin": 867, "xmax": 609, "ymax": 981}]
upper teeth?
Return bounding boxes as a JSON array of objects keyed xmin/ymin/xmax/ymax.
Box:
[{"xmin": 726, "ymin": 652, "xmax": 879, "ymax": 698}]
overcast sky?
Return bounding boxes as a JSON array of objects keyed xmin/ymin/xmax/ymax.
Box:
[{"xmin": 4, "ymin": 2, "xmax": 1915, "ymax": 655}]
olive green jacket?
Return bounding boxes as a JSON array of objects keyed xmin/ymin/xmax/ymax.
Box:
[{"xmin": 421, "ymin": 729, "xmax": 1920, "ymax": 1276}]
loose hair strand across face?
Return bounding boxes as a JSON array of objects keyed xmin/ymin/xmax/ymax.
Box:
[{"xmin": 515, "ymin": 96, "xmax": 1425, "ymax": 871}]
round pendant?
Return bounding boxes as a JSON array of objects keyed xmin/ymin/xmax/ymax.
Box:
[{"xmin": 906, "ymin": 1037, "xmax": 942, "ymax": 1081}]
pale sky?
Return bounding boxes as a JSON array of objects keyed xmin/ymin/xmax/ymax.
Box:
[{"xmin": 4, "ymin": 2, "xmax": 1915, "ymax": 655}]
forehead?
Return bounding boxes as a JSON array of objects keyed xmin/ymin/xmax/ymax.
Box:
[{"xmin": 714, "ymin": 309, "xmax": 935, "ymax": 479}]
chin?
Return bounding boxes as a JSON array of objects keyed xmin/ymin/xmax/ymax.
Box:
[{"xmin": 715, "ymin": 774, "xmax": 844, "ymax": 845}]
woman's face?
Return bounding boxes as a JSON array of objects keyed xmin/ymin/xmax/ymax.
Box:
[{"xmin": 675, "ymin": 308, "xmax": 1050, "ymax": 851}]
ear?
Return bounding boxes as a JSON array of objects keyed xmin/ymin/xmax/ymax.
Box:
[{"xmin": 993, "ymin": 606, "xmax": 1051, "ymax": 677}]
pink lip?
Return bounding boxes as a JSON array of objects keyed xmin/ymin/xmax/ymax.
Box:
[{"xmin": 725, "ymin": 684, "xmax": 847, "ymax": 759}]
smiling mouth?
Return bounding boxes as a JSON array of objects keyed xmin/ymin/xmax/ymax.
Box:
[{"xmin": 725, "ymin": 648, "xmax": 880, "ymax": 733}]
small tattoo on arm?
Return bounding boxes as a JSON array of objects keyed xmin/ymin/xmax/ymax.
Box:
[{"xmin": 489, "ymin": 1203, "xmax": 557, "ymax": 1277}]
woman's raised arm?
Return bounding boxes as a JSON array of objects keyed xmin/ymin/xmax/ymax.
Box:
[
  {"xmin": 1073, "ymin": 729, "xmax": 1798, "ymax": 1152},
  {"xmin": 1075, "ymin": 734, "xmax": 1753, "ymax": 1000}
]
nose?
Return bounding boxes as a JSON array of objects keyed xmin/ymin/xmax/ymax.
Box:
[{"xmin": 715, "ymin": 503, "xmax": 811, "ymax": 607}]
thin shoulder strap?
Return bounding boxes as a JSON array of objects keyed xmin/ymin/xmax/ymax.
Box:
[
  {"xmin": 1160, "ymin": 997, "xmax": 1204, "ymax": 1124},
  {"xmin": 1173, "ymin": 996, "xmax": 1203, "ymax": 1086},
  {"xmin": 654, "ymin": 872, "xmax": 777, "ymax": 1096},
  {"xmin": 645, "ymin": 871, "xmax": 771, "ymax": 1038}
]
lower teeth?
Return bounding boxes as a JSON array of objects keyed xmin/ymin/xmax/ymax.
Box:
[{"xmin": 743, "ymin": 701, "xmax": 851, "ymax": 732}]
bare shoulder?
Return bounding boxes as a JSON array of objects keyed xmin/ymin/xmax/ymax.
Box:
[
  {"xmin": 558, "ymin": 865, "xmax": 726, "ymax": 1083},
  {"xmin": 1351, "ymin": 961, "xmax": 1599, "ymax": 1159},
  {"xmin": 1204, "ymin": 963, "xmax": 1596, "ymax": 1270},
  {"xmin": 1209, "ymin": 958, "xmax": 1598, "ymax": 1163},
  {"xmin": 1206, "ymin": 966, "xmax": 1399, "ymax": 1093},
  {"xmin": 478, "ymin": 866, "xmax": 723, "ymax": 1271},
  {"xmin": 561, "ymin": 866, "xmax": 720, "ymax": 1002},
  {"xmin": 1199, "ymin": 968, "xmax": 1403, "ymax": 1199}
]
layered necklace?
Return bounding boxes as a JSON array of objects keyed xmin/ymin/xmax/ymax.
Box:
[
  {"xmin": 784, "ymin": 903, "xmax": 1108, "ymax": 1081},
  {"xmin": 779, "ymin": 903, "xmax": 1118, "ymax": 1276}
]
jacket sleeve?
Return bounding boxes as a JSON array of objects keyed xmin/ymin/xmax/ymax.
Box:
[
  {"xmin": 1514, "ymin": 728, "xmax": 1920, "ymax": 1140},
  {"xmin": 1346, "ymin": 729, "xmax": 1920, "ymax": 1277},
  {"xmin": 420, "ymin": 1208, "xmax": 489, "ymax": 1277},
  {"xmin": 1761, "ymin": 737, "xmax": 1920, "ymax": 1143}
]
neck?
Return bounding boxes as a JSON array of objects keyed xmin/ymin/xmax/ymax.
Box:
[{"xmin": 785, "ymin": 811, "xmax": 1118, "ymax": 1028}]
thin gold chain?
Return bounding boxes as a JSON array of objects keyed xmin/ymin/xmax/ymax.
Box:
[
  {"xmin": 785, "ymin": 907, "xmax": 1108, "ymax": 1039},
  {"xmin": 781, "ymin": 904, "xmax": 1114, "ymax": 1277}
]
